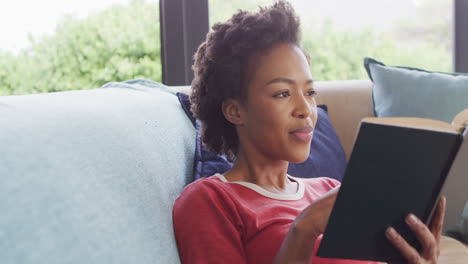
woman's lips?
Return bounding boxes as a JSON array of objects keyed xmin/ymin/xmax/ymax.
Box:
[
  {"xmin": 290, "ymin": 131, "xmax": 313, "ymax": 142},
  {"xmin": 290, "ymin": 126, "xmax": 314, "ymax": 142}
]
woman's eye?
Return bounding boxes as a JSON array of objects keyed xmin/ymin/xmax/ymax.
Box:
[
  {"xmin": 307, "ymin": 90, "xmax": 317, "ymax": 97},
  {"xmin": 274, "ymin": 91, "xmax": 290, "ymax": 98}
]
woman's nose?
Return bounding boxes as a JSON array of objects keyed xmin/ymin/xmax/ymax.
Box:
[{"xmin": 293, "ymin": 94, "xmax": 314, "ymax": 118}]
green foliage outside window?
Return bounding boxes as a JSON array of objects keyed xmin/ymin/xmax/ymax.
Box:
[
  {"xmin": 301, "ymin": 19, "xmax": 451, "ymax": 81},
  {"xmin": 0, "ymin": 0, "xmax": 161, "ymax": 96},
  {"xmin": 0, "ymin": 0, "xmax": 452, "ymax": 96}
]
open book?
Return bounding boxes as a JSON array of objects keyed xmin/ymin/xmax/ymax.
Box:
[{"xmin": 316, "ymin": 109, "xmax": 468, "ymax": 263}]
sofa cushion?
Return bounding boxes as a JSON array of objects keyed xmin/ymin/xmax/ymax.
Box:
[
  {"xmin": 0, "ymin": 79, "xmax": 195, "ymax": 264},
  {"xmin": 364, "ymin": 57, "xmax": 468, "ymax": 122},
  {"xmin": 177, "ymin": 93, "xmax": 347, "ymax": 182}
]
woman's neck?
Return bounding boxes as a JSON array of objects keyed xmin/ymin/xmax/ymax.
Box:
[{"xmin": 223, "ymin": 146, "xmax": 298, "ymax": 195}]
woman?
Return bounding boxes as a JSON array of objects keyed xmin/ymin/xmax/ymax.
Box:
[{"xmin": 173, "ymin": 1, "xmax": 446, "ymax": 263}]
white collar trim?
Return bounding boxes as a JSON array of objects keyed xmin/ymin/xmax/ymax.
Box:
[{"xmin": 214, "ymin": 173, "xmax": 305, "ymax": 201}]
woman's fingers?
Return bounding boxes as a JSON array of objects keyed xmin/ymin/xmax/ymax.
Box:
[
  {"xmin": 405, "ymin": 214, "xmax": 437, "ymax": 258},
  {"xmin": 385, "ymin": 227, "xmax": 421, "ymax": 264},
  {"xmin": 319, "ymin": 186, "xmax": 340, "ymax": 201},
  {"xmin": 293, "ymin": 186, "xmax": 340, "ymax": 237},
  {"xmin": 386, "ymin": 197, "xmax": 446, "ymax": 264},
  {"xmin": 429, "ymin": 196, "xmax": 446, "ymax": 245}
]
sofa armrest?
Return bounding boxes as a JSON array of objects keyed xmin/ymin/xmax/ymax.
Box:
[
  {"xmin": 438, "ymin": 236, "xmax": 468, "ymax": 264},
  {"xmin": 377, "ymin": 236, "xmax": 468, "ymax": 264}
]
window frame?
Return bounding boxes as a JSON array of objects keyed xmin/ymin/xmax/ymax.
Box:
[
  {"xmin": 160, "ymin": 0, "xmax": 466, "ymax": 85},
  {"xmin": 454, "ymin": 0, "xmax": 468, "ymax": 73},
  {"xmin": 159, "ymin": 0, "xmax": 209, "ymax": 85}
]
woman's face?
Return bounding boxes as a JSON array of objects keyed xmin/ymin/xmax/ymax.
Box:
[{"xmin": 237, "ymin": 43, "xmax": 318, "ymax": 163}]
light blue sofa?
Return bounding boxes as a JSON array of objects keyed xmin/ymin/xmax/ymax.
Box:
[
  {"xmin": 0, "ymin": 80, "xmax": 195, "ymax": 263},
  {"xmin": 1, "ymin": 79, "xmax": 467, "ymax": 263}
]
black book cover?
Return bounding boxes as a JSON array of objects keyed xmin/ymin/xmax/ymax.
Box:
[{"xmin": 316, "ymin": 122, "xmax": 463, "ymax": 263}]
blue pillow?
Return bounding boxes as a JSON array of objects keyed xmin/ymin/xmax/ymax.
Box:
[
  {"xmin": 364, "ymin": 57, "xmax": 468, "ymax": 122},
  {"xmin": 177, "ymin": 92, "xmax": 346, "ymax": 182}
]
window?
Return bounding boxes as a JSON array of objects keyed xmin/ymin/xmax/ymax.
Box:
[
  {"xmin": 0, "ymin": 0, "xmax": 458, "ymax": 95},
  {"xmin": 0, "ymin": 0, "xmax": 161, "ymax": 95},
  {"xmin": 209, "ymin": 0, "xmax": 272, "ymax": 25},
  {"xmin": 208, "ymin": 0, "xmax": 453, "ymax": 80}
]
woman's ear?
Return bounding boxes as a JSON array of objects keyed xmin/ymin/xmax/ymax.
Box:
[{"xmin": 222, "ymin": 99, "xmax": 244, "ymax": 125}]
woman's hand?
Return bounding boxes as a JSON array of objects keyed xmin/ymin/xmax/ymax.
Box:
[
  {"xmin": 385, "ymin": 196, "xmax": 447, "ymax": 264},
  {"xmin": 273, "ymin": 186, "xmax": 340, "ymax": 264},
  {"xmin": 293, "ymin": 186, "xmax": 340, "ymax": 238}
]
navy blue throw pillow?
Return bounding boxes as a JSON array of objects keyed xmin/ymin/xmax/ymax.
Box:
[{"xmin": 177, "ymin": 92, "xmax": 346, "ymax": 182}]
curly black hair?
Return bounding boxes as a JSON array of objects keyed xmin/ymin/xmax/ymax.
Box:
[{"xmin": 190, "ymin": 0, "xmax": 305, "ymax": 161}]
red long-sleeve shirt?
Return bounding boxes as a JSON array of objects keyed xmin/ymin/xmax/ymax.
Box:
[{"xmin": 173, "ymin": 173, "xmax": 376, "ymax": 264}]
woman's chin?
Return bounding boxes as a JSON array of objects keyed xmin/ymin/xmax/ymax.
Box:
[
  {"xmin": 286, "ymin": 138, "xmax": 312, "ymax": 163},
  {"xmin": 288, "ymin": 151, "xmax": 310, "ymax": 163}
]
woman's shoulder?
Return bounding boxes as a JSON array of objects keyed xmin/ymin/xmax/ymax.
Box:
[
  {"xmin": 173, "ymin": 174, "xmax": 242, "ymax": 224},
  {"xmin": 181, "ymin": 174, "xmax": 224, "ymax": 191},
  {"xmin": 176, "ymin": 174, "xmax": 225, "ymax": 199},
  {"xmin": 295, "ymin": 176, "xmax": 341, "ymax": 195},
  {"xmin": 174, "ymin": 174, "xmax": 235, "ymax": 210}
]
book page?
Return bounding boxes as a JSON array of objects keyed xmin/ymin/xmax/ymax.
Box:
[
  {"xmin": 362, "ymin": 117, "xmax": 458, "ymax": 134},
  {"xmin": 452, "ymin": 108, "xmax": 468, "ymax": 134},
  {"xmin": 440, "ymin": 127, "xmax": 468, "ymax": 231}
]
